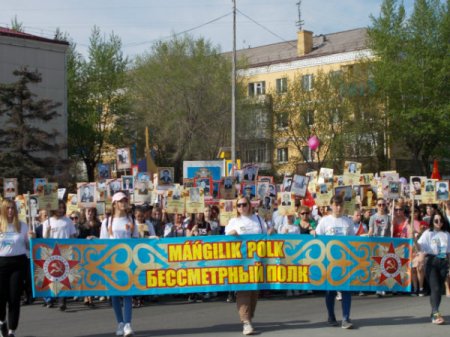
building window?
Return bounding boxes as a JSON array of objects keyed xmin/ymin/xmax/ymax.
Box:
[
  {"xmin": 304, "ymin": 110, "xmax": 314, "ymax": 126},
  {"xmin": 301, "ymin": 74, "xmax": 314, "ymax": 91},
  {"xmin": 248, "ymin": 81, "xmax": 266, "ymax": 96},
  {"xmin": 302, "ymin": 146, "xmax": 313, "ymax": 162},
  {"xmin": 276, "ymin": 78, "xmax": 287, "ymax": 94},
  {"xmin": 276, "ymin": 112, "xmax": 289, "ymax": 129},
  {"xmin": 245, "ymin": 147, "xmax": 267, "ymax": 163},
  {"xmin": 277, "ymin": 148, "xmax": 288, "ymax": 163}
]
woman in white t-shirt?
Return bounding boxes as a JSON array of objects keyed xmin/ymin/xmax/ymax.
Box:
[
  {"xmin": 100, "ymin": 192, "xmax": 138, "ymax": 337},
  {"xmin": 0, "ymin": 199, "xmax": 35, "ymax": 337},
  {"xmin": 416, "ymin": 211, "xmax": 450, "ymax": 325},
  {"xmin": 225, "ymin": 197, "xmax": 273, "ymax": 336}
]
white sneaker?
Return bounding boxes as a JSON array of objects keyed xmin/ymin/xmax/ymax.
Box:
[
  {"xmin": 116, "ymin": 322, "xmax": 124, "ymax": 336},
  {"xmin": 243, "ymin": 321, "xmax": 254, "ymax": 335},
  {"xmin": 123, "ymin": 323, "xmax": 134, "ymax": 337},
  {"xmin": 336, "ymin": 292, "xmax": 342, "ymax": 301}
]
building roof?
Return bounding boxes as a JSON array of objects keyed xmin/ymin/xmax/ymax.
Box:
[
  {"xmin": 0, "ymin": 27, "xmax": 69, "ymax": 46},
  {"xmin": 225, "ymin": 28, "xmax": 368, "ymax": 68}
]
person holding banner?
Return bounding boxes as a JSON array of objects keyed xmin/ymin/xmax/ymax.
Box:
[
  {"xmin": 315, "ymin": 195, "xmax": 355, "ymax": 329},
  {"xmin": 416, "ymin": 211, "xmax": 450, "ymax": 325},
  {"xmin": 100, "ymin": 192, "xmax": 138, "ymax": 337},
  {"xmin": 43, "ymin": 200, "xmax": 77, "ymax": 311},
  {"xmin": 225, "ymin": 196, "xmax": 273, "ymax": 335},
  {"xmin": 0, "ymin": 199, "xmax": 35, "ymax": 337}
]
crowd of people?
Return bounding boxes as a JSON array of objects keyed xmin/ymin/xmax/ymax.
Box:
[{"xmin": 0, "ymin": 185, "xmax": 449, "ymax": 336}]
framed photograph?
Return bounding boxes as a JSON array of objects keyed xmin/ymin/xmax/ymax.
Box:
[
  {"xmin": 268, "ymin": 184, "xmax": 277, "ymax": 197},
  {"xmin": 277, "ymin": 192, "xmax": 295, "ymax": 215},
  {"xmin": 380, "ymin": 171, "xmax": 399, "ymax": 198},
  {"xmin": 233, "ymin": 169, "xmax": 244, "ymax": 184},
  {"xmin": 97, "ymin": 163, "xmax": 111, "ymax": 180},
  {"xmin": 78, "ymin": 182, "xmax": 96, "ymax": 208},
  {"xmin": 436, "ymin": 181, "xmax": 449, "ymax": 201},
  {"xmin": 318, "ymin": 168, "xmax": 333, "ymax": 184},
  {"xmin": 243, "ymin": 164, "xmax": 258, "ymax": 182},
  {"xmin": 116, "ymin": 147, "xmax": 131, "ymax": 171},
  {"xmin": 282, "ymin": 176, "xmax": 293, "ymax": 192},
  {"xmin": 410, "ymin": 176, "xmax": 425, "ymax": 200},
  {"xmin": 185, "ymin": 187, "xmax": 205, "ymax": 214},
  {"xmin": 306, "ymin": 171, "xmax": 318, "ymax": 194},
  {"xmin": 291, "ymin": 175, "xmax": 310, "ymax": 198},
  {"xmin": 360, "ymin": 185, "xmax": 377, "ymax": 208},
  {"xmin": 183, "ymin": 160, "xmax": 225, "ymax": 181},
  {"xmin": 96, "ymin": 202, "xmax": 106, "ymax": 216},
  {"xmin": 37, "ymin": 183, "xmax": 59, "ymax": 210},
  {"xmin": 315, "ymin": 183, "xmax": 332, "ymax": 207},
  {"xmin": 343, "ymin": 161, "xmax": 362, "ymax": 185},
  {"xmin": 33, "ymin": 178, "xmax": 48, "ymax": 194},
  {"xmin": 122, "ymin": 175, "xmax": 134, "ymax": 193},
  {"xmin": 241, "ymin": 182, "xmax": 256, "ymax": 199},
  {"xmin": 387, "ymin": 181, "xmax": 401, "ymax": 200},
  {"xmin": 194, "ymin": 177, "xmax": 213, "ymax": 198},
  {"xmin": 107, "ymin": 178, "xmax": 122, "ymax": 200},
  {"xmin": 219, "ymin": 199, "xmax": 236, "ymax": 226},
  {"xmin": 166, "ymin": 184, "xmax": 185, "ymax": 214},
  {"xmin": 97, "ymin": 181, "xmax": 107, "ymax": 202},
  {"xmin": 3, "ymin": 178, "xmax": 17, "ymax": 198},
  {"xmin": 158, "ymin": 167, "xmax": 174, "ymax": 186},
  {"xmin": 256, "ymin": 181, "xmax": 270, "ymax": 200}
]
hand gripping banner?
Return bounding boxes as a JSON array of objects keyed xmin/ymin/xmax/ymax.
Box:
[{"xmin": 31, "ymin": 234, "xmax": 412, "ymax": 297}]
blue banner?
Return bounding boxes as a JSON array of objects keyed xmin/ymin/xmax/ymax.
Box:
[{"xmin": 31, "ymin": 235, "xmax": 412, "ymax": 297}]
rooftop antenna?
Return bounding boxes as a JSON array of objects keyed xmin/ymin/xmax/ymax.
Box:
[{"xmin": 296, "ymin": 1, "xmax": 304, "ymax": 30}]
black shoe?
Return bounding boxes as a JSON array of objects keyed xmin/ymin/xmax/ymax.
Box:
[
  {"xmin": 59, "ymin": 304, "xmax": 67, "ymax": 311},
  {"xmin": 327, "ymin": 318, "xmax": 339, "ymax": 327},
  {"xmin": 1, "ymin": 322, "xmax": 8, "ymax": 337}
]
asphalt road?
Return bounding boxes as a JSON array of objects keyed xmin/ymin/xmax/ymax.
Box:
[{"xmin": 17, "ymin": 292, "xmax": 450, "ymax": 337}]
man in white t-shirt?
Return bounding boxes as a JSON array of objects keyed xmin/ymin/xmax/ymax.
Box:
[
  {"xmin": 315, "ymin": 195, "xmax": 355, "ymax": 329},
  {"xmin": 42, "ymin": 200, "xmax": 76, "ymax": 311}
]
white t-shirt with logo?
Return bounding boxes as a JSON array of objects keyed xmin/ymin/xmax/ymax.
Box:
[
  {"xmin": 225, "ymin": 215, "xmax": 268, "ymax": 235},
  {"xmin": 100, "ymin": 216, "xmax": 139, "ymax": 239},
  {"xmin": 418, "ymin": 229, "xmax": 450, "ymax": 258},
  {"xmin": 316, "ymin": 215, "xmax": 355, "ymax": 236},
  {"xmin": 0, "ymin": 222, "xmax": 29, "ymax": 257},
  {"xmin": 43, "ymin": 216, "xmax": 77, "ymax": 239}
]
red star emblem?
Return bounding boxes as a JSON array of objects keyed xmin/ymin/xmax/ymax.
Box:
[
  {"xmin": 34, "ymin": 244, "xmax": 79, "ymax": 290},
  {"xmin": 372, "ymin": 243, "xmax": 409, "ymax": 285}
]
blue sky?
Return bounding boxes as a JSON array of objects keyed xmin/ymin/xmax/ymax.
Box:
[{"xmin": 1, "ymin": 0, "xmax": 416, "ymax": 58}]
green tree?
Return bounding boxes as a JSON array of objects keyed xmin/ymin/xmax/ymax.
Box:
[
  {"xmin": 129, "ymin": 35, "xmax": 232, "ymax": 179},
  {"xmin": 270, "ymin": 71, "xmax": 352, "ymax": 173},
  {"xmin": 68, "ymin": 26, "xmax": 130, "ymax": 181},
  {"xmin": 0, "ymin": 68, "xmax": 64, "ymax": 192},
  {"xmin": 368, "ymin": 0, "xmax": 450, "ymax": 175}
]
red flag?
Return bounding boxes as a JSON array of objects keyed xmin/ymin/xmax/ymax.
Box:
[
  {"xmin": 356, "ymin": 223, "xmax": 365, "ymax": 236},
  {"xmin": 302, "ymin": 190, "xmax": 316, "ymax": 207},
  {"xmin": 431, "ymin": 159, "xmax": 442, "ymax": 180}
]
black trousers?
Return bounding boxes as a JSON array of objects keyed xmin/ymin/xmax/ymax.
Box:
[
  {"xmin": 0, "ymin": 255, "xmax": 27, "ymax": 330},
  {"xmin": 425, "ymin": 255, "xmax": 449, "ymax": 314}
]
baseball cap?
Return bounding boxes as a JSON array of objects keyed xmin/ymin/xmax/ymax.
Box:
[{"xmin": 112, "ymin": 191, "xmax": 128, "ymax": 202}]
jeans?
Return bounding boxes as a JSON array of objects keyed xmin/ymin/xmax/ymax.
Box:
[
  {"xmin": 325, "ymin": 291, "xmax": 352, "ymax": 321},
  {"xmin": 425, "ymin": 255, "xmax": 449, "ymax": 314},
  {"xmin": 111, "ymin": 296, "xmax": 132, "ymax": 324}
]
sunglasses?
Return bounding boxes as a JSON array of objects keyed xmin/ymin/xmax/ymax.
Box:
[
  {"xmin": 300, "ymin": 212, "xmax": 310, "ymax": 215},
  {"xmin": 434, "ymin": 219, "xmax": 442, "ymax": 224},
  {"xmin": 237, "ymin": 203, "xmax": 248, "ymax": 208},
  {"xmin": 70, "ymin": 216, "xmax": 78, "ymax": 220},
  {"xmin": 377, "ymin": 204, "xmax": 386, "ymax": 207}
]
